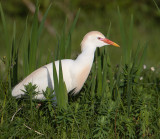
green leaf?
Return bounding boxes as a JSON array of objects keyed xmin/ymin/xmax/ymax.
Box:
[
  {"xmin": 52, "ymin": 61, "xmax": 58, "ymax": 99},
  {"xmin": 22, "ymin": 17, "xmax": 29, "ymax": 77},
  {"xmin": 106, "ymin": 22, "xmax": 111, "ymax": 38},
  {"xmin": 97, "ymin": 49, "xmax": 102, "ymax": 98},
  {"xmin": 69, "ymin": 9, "xmax": 80, "ymax": 35},
  {"xmin": 153, "ymin": 0, "xmax": 160, "ymax": 13},
  {"xmin": 58, "ymin": 60, "xmax": 68, "ymax": 110},
  {"xmin": 11, "ymin": 22, "xmax": 19, "ymax": 87},
  {"xmin": 38, "ymin": 4, "xmax": 52, "ymax": 40},
  {"xmin": 29, "ymin": 0, "xmax": 39, "ymax": 73},
  {"xmin": 0, "ymin": 3, "xmax": 10, "ymax": 61}
]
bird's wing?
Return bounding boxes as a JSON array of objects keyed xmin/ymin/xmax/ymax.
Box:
[{"xmin": 12, "ymin": 63, "xmax": 54, "ymax": 99}]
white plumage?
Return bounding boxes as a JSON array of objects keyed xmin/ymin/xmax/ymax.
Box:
[{"xmin": 12, "ymin": 31, "xmax": 119, "ymax": 99}]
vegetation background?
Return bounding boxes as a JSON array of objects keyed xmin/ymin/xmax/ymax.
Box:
[
  {"xmin": 0, "ymin": 0, "xmax": 160, "ymax": 67},
  {"xmin": 0, "ymin": 0, "xmax": 160, "ymax": 138}
]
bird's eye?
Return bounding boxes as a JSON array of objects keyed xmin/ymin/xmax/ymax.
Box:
[{"xmin": 97, "ymin": 37, "xmax": 101, "ymax": 40}]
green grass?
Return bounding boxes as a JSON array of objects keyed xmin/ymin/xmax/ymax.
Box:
[{"xmin": 0, "ymin": 1, "xmax": 160, "ymax": 138}]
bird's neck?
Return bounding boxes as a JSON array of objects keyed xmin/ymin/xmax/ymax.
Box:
[
  {"xmin": 72, "ymin": 47, "xmax": 96, "ymax": 93},
  {"xmin": 75, "ymin": 47, "xmax": 96, "ymax": 66}
]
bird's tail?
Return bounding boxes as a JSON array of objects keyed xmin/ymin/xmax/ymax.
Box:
[{"xmin": 12, "ymin": 83, "xmax": 25, "ymax": 98}]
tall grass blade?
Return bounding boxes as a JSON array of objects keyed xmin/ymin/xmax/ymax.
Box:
[
  {"xmin": 22, "ymin": 17, "xmax": 29, "ymax": 77},
  {"xmin": 105, "ymin": 22, "xmax": 114, "ymax": 94},
  {"xmin": 52, "ymin": 60, "xmax": 68, "ymax": 109},
  {"xmin": 65, "ymin": 9, "xmax": 80, "ymax": 58},
  {"xmin": 137, "ymin": 44, "xmax": 147, "ymax": 74},
  {"xmin": 29, "ymin": 1, "xmax": 39, "ymax": 73},
  {"xmin": 126, "ymin": 74, "xmax": 132, "ymax": 115},
  {"xmin": 11, "ymin": 22, "xmax": 19, "ymax": 87},
  {"xmin": 114, "ymin": 60, "xmax": 122, "ymax": 100},
  {"xmin": 58, "ymin": 60, "xmax": 68, "ymax": 110},
  {"xmin": 52, "ymin": 62, "xmax": 58, "ymax": 98},
  {"xmin": 128, "ymin": 14, "xmax": 133, "ymax": 61},
  {"xmin": 0, "ymin": 3, "xmax": 10, "ymax": 62},
  {"xmin": 101, "ymin": 53, "xmax": 107, "ymax": 99},
  {"xmin": 96, "ymin": 49, "xmax": 102, "ymax": 98},
  {"xmin": 55, "ymin": 35, "xmax": 60, "ymax": 60},
  {"xmin": 69, "ymin": 9, "xmax": 80, "ymax": 35},
  {"xmin": 65, "ymin": 33, "xmax": 71, "ymax": 58},
  {"xmin": 0, "ymin": 3, "xmax": 11, "ymax": 89},
  {"xmin": 38, "ymin": 4, "xmax": 52, "ymax": 40},
  {"xmin": 90, "ymin": 65, "xmax": 96, "ymax": 98},
  {"xmin": 60, "ymin": 19, "xmax": 67, "ymax": 59},
  {"xmin": 106, "ymin": 22, "xmax": 111, "ymax": 38},
  {"xmin": 52, "ymin": 60, "xmax": 68, "ymax": 110},
  {"xmin": 153, "ymin": 0, "xmax": 160, "ymax": 13},
  {"xmin": 126, "ymin": 15, "xmax": 134, "ymax": 115},
  {"xmin": 132, "ymin": 42, "xmax": 141, "ymax": 66},
  {"xmin": 118, "ymin": 7, "xmax": 127, "ymax": 64},
  {"xmin": 37, "ymin": 3, "xmax": 52, "ymax": 67},
  {"xmin": 106, "ymin": 54, "xmax": 114, "ymax": 92}
]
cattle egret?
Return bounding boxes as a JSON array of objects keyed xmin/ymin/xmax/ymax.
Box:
[{"xmin": 12, "ymin": 31, "xmax": 120, "ymax": 99}]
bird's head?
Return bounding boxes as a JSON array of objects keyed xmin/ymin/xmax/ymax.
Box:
[{"xmin": 81, "ymin": 31, "xmax": 120, "ymax": 51}]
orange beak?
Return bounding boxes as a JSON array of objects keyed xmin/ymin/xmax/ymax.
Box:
[{"xmin": 101, "ymin": 38, "xmax": 120, "ymax": 47}]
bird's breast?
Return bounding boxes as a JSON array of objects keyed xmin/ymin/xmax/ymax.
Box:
[{"xmin": 73, "ymin": 65, "xmax": 91, "ymax": 94}]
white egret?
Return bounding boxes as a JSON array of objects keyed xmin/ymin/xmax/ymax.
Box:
[{"xmin": 12, "ymin": 31, "xmax": 119, "ymax": 99}]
